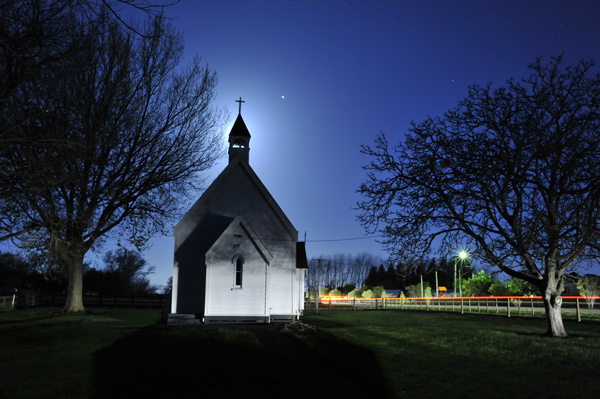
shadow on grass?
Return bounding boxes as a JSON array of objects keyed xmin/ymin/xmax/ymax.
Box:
[{"xmin": 93, "ymin": 323, "xmax": 393, "ymax": 398}]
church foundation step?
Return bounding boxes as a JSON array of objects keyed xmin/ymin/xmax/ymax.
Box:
[
  {"xmin": 166, "ymin": 313, "xmax": 201, "ymax": 325},
  {"xmin": 203, "ymin": 315, "xmax": 270, "ymax": 324}
]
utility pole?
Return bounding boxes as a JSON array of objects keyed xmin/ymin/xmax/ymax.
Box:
[
  {"xmin": 454, "ymin": 261, "xmax": 457, "ymax": 298},
  {"xmin": 306, "ymin": 252, "xmax": 310, "ymax": 314},
  {"xmin": 304, "ymin": 232, "xmax": 308, "ymax": 313},
  {"xmin": 459, "ymin": 261, "xmax": 462, "ymax": 297}
]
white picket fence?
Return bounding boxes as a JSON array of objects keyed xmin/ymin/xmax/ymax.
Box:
[{"xmin": 308, "ymin": 295, "xmax": 600, "ymax": 322}]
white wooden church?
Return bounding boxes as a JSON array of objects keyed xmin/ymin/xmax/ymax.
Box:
[{"xmin": 168, "ymin": 99, "xmax": 308, "ymax": 324}]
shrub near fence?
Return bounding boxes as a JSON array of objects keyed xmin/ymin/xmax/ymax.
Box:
[
  {"xmin": 311, "ymin": 296, "xmax": 600, "ymax": 322},
  {"xmin": 1, "ymin": 295, "xmax": 16, "ymax": 311}
]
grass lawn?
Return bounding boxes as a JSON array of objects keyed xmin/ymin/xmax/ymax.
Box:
[
  {"xmin": 0, "ymin": 307, "xmax": 161, "ymax": 399},
  {"xmin": 300, "ymin": 310, "xmax": 600, "ymax": 398},
  {"xmin": 1, "ymin": 307, "xmax": 599, "ymax": 398}
]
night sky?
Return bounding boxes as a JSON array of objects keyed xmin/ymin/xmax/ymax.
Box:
[
  {"xmin": 135, "ymin": 0, "xmax": 600, "ymax": 288},
  {"xmin": 7, "ymin": 1, "xmax": 600, "ymax": 288}
]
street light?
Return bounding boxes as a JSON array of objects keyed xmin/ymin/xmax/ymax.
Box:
[{"xmin": 455, "ymin": 249, "xmax": 470, "ymax": 297}]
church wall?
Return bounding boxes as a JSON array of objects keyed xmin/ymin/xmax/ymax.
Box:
[
  {"xmin": 173, "ymin": 211, "xmax": 233, "ymax": 314},
  {"xmin": 205, "ymin": 228, "xmax": 269, "ymax": 317},
  {"xmin": 205, "ymin": 167, "xmax": 297, "ymax": 317},
  {"xmin": 293, "ymin": 268, "xmax": 306, "ymax": 315},
  {"xmin": 173, "ymin": 163, "xmax": 299, "ymax": 318},
  {"xmin": 267, "ymin": 241, "xmax": 296, "ymax": 315}
]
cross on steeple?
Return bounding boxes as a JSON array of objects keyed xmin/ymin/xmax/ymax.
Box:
[{"xmin": 236, "ymin": 97, "xmax": 245, "ymax": 114}]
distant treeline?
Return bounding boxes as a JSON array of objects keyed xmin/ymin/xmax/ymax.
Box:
[
  {"xmin": 306, "ymin": 254, "xmax": 472, "ymax": 293},
  {"xmin": 0, "ymin": 248, "xmax": 160, "ymax": 296}
]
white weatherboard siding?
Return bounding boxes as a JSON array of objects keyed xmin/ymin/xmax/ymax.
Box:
[
  {"xmin": 294, "ymin": 268, "xmax": 306, "ymax": 315},
  {"xmin": 205, "ymin": 218, "xmax": 272, "ymax": 318},
  {"xmin": 205, "ymin": 217, "xmax": 272, "ymax": 316},
  {"xmin": 170, "ymin": 260, "xmax": 179, "ymax": 314},
  {"xmin": 268, "ymin": 260, "xmax": 294, "ymax": 315},
  {"xmin": 205, "ymin": 259, "xmax": 268, "ymax": 316}
]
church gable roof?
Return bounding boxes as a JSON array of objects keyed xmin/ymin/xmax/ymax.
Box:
[
  {"xmin": 206, "ymin": 215, "xmax": 273, "ymax": 265},
  {"xmin": 176, "ymin": 157, "xmax": 298, "ymax": 241}
]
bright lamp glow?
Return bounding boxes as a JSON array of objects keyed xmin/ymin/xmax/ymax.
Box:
[{"xmin": 455, "ymin": 247, "xmax": 471, "ymax": 263}]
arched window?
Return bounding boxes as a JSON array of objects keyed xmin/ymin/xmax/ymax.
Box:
[{"xmin": 233, "ymin": 255, "xmax": 244, "ymax": 289}]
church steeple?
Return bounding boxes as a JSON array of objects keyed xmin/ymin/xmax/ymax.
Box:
[{"xmin": 228, "ymin": 97, "xmax": 251, "ymax": 164}]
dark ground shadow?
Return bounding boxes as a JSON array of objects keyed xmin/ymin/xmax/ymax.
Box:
[{"xmin": 93, "ymin": 322, "xmax": 394, "ymax": 398}]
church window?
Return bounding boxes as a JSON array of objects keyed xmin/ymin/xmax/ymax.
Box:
[{"xmin": 233, "ymin": 255, "xmax": 244, "ymax": 288}]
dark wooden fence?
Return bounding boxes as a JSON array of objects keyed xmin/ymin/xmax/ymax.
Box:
[{"xmin": 1, "ymin": 293, "xmax": 169, "ymax": 309}]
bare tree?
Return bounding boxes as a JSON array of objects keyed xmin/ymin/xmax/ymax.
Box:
[
  {"xmin": 0, "ymin": 8, "xmax": 225, "ymax": 312},
  {"xmin": 0, "ymin": 0, "xmax": 178, "ymax": 122},
  {"xmin": 576, "ymin": 275, "xmax": 600, "ymax": 309},
  {"xmin": 306, "ymin": 252, "xmax": 383, "ymax": 292},
  {"xmin": 1, "ymin": 0, "xmax": 182, "ymax": 239},
  {"xmin": 352, "ymin": 252, "xmax": 382, "ymax": 287},
  {"xmin": 102, "ymin": 248, "xmax": 155, "ymax": 294},
  {"xmin": 358, "ymin": 56, "xmax": 600, "ymax": 337}
]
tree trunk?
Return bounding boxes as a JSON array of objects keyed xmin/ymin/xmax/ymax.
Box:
[
  {"xmin": 63, "ymin": 252, "xmax": 86, "ymax": 313},
  {"xmin": 543, "ymin": 286, "xmax": 567, "ymax": 338}
]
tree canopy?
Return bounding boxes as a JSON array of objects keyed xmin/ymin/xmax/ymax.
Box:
[
  {"xmin": 0, "ymin": 2, "xmax": 225, "ymax": 312},
  {"xmin": 358, "ymin": 56, "xmax": 600, "ymax": 337}
]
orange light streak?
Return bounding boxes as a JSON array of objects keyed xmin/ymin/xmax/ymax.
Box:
[{"xmin": 319, "ymin": 295, "xmax": 600, "ymax": 301}]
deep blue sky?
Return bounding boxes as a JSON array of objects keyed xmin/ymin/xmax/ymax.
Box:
[
  {"xmin": 134, "ymin": 0, "xmax": 600, "ymax": 288},
  {"xmin": 5, "ymin": 1, "xmax": 598, "ymax": 288}
]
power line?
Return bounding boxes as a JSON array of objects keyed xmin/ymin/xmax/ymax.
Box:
[
  {"xmin": 307, "ymin": 235, "xmax": 383, "ymax": 243},
  {"xmin": 261, "ymin": 235, "xmax": 383, "ymax": 243}
]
